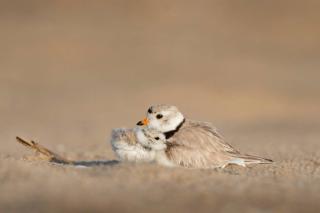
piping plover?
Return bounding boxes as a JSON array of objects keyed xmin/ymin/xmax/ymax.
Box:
[
  {"xmin": 111, "ymin": 127, "xmax": 175, "ymax": 167},
  {"xmin": 110, "ymin": 128, "xmax": 155, "ymax": 163},
  {"xmin": 135, "ymin": 127, "xmax": 175, "ymax": 167},
  {"xmin": 137, "ymin": 104, "xmax": 273, "ymax": 169}
]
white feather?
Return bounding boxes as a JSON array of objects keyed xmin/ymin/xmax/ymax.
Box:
[
  {"xmin": 148, "ymin": 111, "xmax": 184, "ymax": 132},
  {"xmin": 227, "ymin": 158, "xmax": 246, "ymax": 167},
  {"xmin": 110, "ymin": 128, "xmax": 155, "ymax": 162}
]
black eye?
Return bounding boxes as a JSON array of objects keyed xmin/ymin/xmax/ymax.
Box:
[
  {"xmin": 155, "ymin": 137, "xmax": 160, "ymax": 140},
  {"xmin": 148, "ymin": 108, "xmax": 152, "ymax": 113},
  {"xmin": 156, "ymin": 114, "xmax": 163, "ymax": 119}
]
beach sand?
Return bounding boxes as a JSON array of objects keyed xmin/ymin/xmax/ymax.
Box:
[{"xmin": 1, "ymin": 1, "xmax": 320, "ymax": 212}]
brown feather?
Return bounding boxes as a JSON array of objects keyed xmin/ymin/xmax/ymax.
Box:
[{"xmin": 165, "ymin": 120, "xmax": 271, "ymax": 168}]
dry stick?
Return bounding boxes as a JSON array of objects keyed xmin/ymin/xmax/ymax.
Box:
[
  {"xmin": 16, "ymin": 136, "xmax": 74, "ymax": 165},
  {"xmin": 16, "ymin": 137, "xmax": 119, "ymax": 167}
]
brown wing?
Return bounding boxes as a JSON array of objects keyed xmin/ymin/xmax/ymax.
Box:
[{"xmin": 165, "ymin": 120, "xmax": 240, "ymax": 168}]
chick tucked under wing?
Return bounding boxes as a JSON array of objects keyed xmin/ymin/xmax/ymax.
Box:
[{"xmin": 110, "ymin": 128, "xmax": 155, "ymax": 162}]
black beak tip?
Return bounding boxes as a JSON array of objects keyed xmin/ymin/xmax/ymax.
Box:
[{"xmin": 136, "ymin": 121, "xmax": 143, "ymax": 126}]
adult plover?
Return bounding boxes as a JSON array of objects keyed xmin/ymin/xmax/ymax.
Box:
[{"xmin": 137, "ymin": 104, "xmax": 273, "ymax": 169}]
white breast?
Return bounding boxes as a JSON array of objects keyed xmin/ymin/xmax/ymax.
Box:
[{"xmin": 154, "ymin": 150, "xmax": 175, "ymax": 167}]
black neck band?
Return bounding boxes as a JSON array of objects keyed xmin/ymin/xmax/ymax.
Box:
[{"xmin": 164, "ymin": 119, "xmax": 185, "ymax": 139}]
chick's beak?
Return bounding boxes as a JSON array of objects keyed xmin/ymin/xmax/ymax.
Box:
[{"xmin": 136, "ymin": 118, "xmax": 149, "ymax": 126}]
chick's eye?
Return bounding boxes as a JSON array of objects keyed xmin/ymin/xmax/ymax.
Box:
[
  {"xmin": 147, "ymin": 108, "xmax": 152, "ymax": 113},
  {"xmin": 154, "ymin": 137, "xmax": 160, "ymax": 140},
  {"xmin": 156, "ymin": 114, "xmax": 163, "ymax": 119}
]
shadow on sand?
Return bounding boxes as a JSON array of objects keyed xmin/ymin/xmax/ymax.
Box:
[
  {"xmin": 16, "ymin": 136, "xmax": 119, "ymax": 167},
  {"xmin": 72, "ymin": 160, "xmax": 120, "ymax": 167}
]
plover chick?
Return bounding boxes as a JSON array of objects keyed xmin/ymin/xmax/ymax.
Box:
[
  {"xmin": 110, "ymin": 128, "xmax": 155, "ymax": 163},
  {"xmin": 135, "ymin": 127, "xmax": 175, "ymax": 167}
]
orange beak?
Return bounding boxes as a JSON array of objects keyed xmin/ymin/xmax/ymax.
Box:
[{"xmin": 136, "ymin": 118, "xmax": 149, "ymax": 126}]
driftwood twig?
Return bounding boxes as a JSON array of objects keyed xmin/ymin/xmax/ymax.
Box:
[
  {"xmin": 16, "ymin": 136, "xmax": 119, "ymax": 166},
  {"xmin": 16, "ymin": 136, "xmax": 73, "ymax": 164}
]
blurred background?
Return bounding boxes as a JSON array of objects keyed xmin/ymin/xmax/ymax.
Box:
[
  {"xmin": 1, "ymin": 1, "xmax": 320, "ymax": 212},
  {"xmin": 1, "ymin": 0, "xmax": 320, "ymax": 155}
]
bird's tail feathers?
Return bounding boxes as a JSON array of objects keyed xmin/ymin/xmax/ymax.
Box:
[{"xmin": 229, "ymin": 154, "xmax": 273, "ymax": 167}]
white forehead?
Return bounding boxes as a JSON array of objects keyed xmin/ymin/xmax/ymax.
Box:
[{"xmin": 149, "ymin": 105, "xmax": 180, "ymax": 113}]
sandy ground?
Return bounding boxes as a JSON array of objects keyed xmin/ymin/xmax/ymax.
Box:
[{"xmin": 1, "ymin": 1, "xmax": 320, "ymax": 212}]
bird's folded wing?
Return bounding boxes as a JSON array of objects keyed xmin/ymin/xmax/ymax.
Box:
[{"xmin": 166, "ymin": 121, "xmax": 239, "ymax": 168}]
